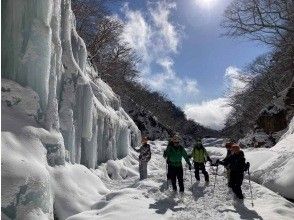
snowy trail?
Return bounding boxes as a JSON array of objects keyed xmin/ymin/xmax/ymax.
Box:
[{"xmin": 68, "ymin": 141, "xmax": 294, "ymax": 220}]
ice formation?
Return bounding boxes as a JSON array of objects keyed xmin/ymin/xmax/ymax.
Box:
[
  {"xmin": 2, "ymin": 0, "xmax": 140, "ymax": 168},
  {"xmin": 1, "ymin": 0, "xmax": 140, "ymax": 219}
]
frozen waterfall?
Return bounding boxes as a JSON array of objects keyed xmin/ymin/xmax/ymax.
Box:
[{"xmin": 1, "ymin": 0, "xmax": 141, "ymax": 168}]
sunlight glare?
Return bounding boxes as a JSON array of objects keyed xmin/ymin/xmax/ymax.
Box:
[{"xmin": 195, "ymin": 0, "xmax": 218, "ymax": 10}]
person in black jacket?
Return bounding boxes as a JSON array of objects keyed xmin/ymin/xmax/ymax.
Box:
[
  {"xmin": 165, "ymin": 140, "xmax": 172, "ymax": 183},
  {"xmin": 217, "ymin": 144, "xmax": 247, "ymax": 199},
  {"xmin": 222, "ymin": 142, "xmax": 233, "ymax": 187},
  {"xmin": 135, "ymin": 137, "xmax": 151, "ymax": 180}
]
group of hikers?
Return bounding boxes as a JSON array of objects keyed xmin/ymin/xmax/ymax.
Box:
[{"xmin": 135, "ymin": 135, "xmax": 251, "ymax": 200}]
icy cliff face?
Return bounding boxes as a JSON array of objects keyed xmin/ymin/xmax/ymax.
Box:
[
  {"xmin": 2, "ymin": 0, "xmax": 140, "ymax": 168},
  {"xmin": 1, "ymin": 1, "xmax": 140, "ymax": 218}
]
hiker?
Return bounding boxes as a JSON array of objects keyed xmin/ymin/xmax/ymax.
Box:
[
  {"xmin": 222, "ymin": 142, "xmax": 234, "ymax": 187},
  {"xmin": 165, "ymin": 140, "xmax": 172, "ymax": 185},
  {"xmin": 190, "ymin": 138, "xmax": 212, "ymax": 183},
  {"xmin": 135, "ymin": 137, "xmax": 151, "ymax": 180},
  {"xmin": 163, "ymin": 135, "xmax": 192, "ymax": 193},
  {"xmin": 217, "ymin": 144, "xmax": 249, "ymax": 199}
]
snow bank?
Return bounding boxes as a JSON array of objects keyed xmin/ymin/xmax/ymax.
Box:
[
  {"xmin": 202, "ymin": 138, "xmax": 224, "ymax": 148},
  {"xmin": 50, "ymin": 164, "xmax": 109, "ymax": 220},
  {"xmin": 246, "ymin": 117, "xmax": 294, "ymax": 199},
  {"xmin": 239, "ymin": 130, "xmax": 275, "ymax": 148},
  {"xmin": 95, "ymin": 155, "xmax": 139, "ymax": 181},
  {"xmin": 1, "ymin": 97, "xmax": 109, "ymax": 219},
  {"xmin": 66, "ymin": 188, "xmax": 172, "ymax": 220}
]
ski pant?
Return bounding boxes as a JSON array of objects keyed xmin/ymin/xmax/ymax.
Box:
[
  {"xmin": 225, "ymin": 167, "xmax": 232, "ymax": 187},
  {"xmin": 194, "ymin": 162, "xmax": 209, "ymax": 182},
  {"xmin": 169, "ymin": 165, "xmax": 184, "ymax": 192},
  {"xmin": 166, "ymin": 162, "xmax": 171, "ymax": 180},
  {"xmin": 139, "ymin": 161, "xmax": 148, "ymax": 180},
  {"xmin": 230, "ymin": 171, "xmax": 244, "ymax": 199}
]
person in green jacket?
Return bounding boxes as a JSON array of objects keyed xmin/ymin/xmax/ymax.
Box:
[
  {"xmin": 191, "ymin": 139, "xmax": 212, "ymax": 183},
  {"xmin": 163, "ymin": 135, "xmax": 192, "ymax": 193}
]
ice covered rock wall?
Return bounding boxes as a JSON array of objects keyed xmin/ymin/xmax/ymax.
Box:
[
  {"xmin": 2, "ymin": 0, "xmax": 140, "ymax": 219},
  {"xmin": 2, "ymin": 0, "xmax": 141, "ymax": 168}
]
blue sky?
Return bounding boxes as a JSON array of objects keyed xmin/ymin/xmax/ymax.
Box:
[{"xmin": 110, "ymin": 0, "xmax": 269, "ymax": 129}]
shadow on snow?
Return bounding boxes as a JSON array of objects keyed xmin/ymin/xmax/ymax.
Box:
[
  {"xmin": 149, "ymin": 197, "xmax": 185, "ymax": 214},
  {"xmin": 220, "ymin": 201, "xmax": 263, "ymax": 220}
]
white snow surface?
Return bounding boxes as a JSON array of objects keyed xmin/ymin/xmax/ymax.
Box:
[
  {"xmin": 66, "ymin": 141, "xmax": 294, "ymax": 220},
  {"xmin": 2, "ymin": 105, "xmax": 294, "ymax": 220},
  {"xmin": 246, "ymin": 118, "xmax": 294, "ymax": 200}
]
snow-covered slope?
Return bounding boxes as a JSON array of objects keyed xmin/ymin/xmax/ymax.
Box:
[
  {"xmin": 246, "ymin": 117, "xmax": 294, "ymax": 200},
  {"xmin": 1, "ymin": 0, "xmax": 140, "ymax": 219}
]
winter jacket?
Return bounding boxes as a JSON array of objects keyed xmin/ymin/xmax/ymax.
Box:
[
  {"xmin": 222, "ymin": 149, "xmax": 232, "ymax": 168},
  {"xmin": 225, "ymin": 149, "xmax": 232, "ymax": 160},
  {"xmin": 221, "ymin": 151, "xmax": 246, "ymax": 172},
  {"xmin": 138, "ymin": 144, "xmax": 151, "ymax": 162},
  {"xmin": 163, "ymin": 142, "xmax": 191, "ymax": 167},
  {"xmin": 191, "ymin": 144, "xmax": 211, "ymax": 163}
]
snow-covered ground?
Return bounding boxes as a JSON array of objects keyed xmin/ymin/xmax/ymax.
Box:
[
  {"xmin": 2, "ymin": 83, "xmax": 294, "ymax": 219},
  {"xmin": 65, "ymin": 141, "xmax": 294, "ymax": 220},
  {"xmin": 3, "ymin": 106, "xmax": 293, "ymax": 220}
]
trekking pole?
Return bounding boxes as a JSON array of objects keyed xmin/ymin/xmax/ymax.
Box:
[
  {"xmin": 248, "ymin": 169, "xmax": 254, "ymax": 207},
  {"xmin": 190, "ymin": 169, "xmax": 193, "ymax": 186},
  {"xmin": 166, "ymin": 163, "xmax": 169, "ymax": 190},
  {"xmin": 213, "ymin": 164, "xmax": 219, "ymax": 197},
  {"xmin": 190, "ymin": 168, "xmax": 193, "ymax": 193}
]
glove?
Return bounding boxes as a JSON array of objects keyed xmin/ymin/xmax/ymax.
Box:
[
  {"xmin": 189, "ymin": 164, "xmax": 192, "ymax": 170},
  {"xmin": 244, "ymin": 162, "xmax": 250, "ymax": 171}
]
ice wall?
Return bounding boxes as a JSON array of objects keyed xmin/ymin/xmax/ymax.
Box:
[
  {"xmin": 2, "ymin": 0, "xmax": 141, "ymax": 219},
  {"xmin": 1, "ymin": 0, "xmax": 141, "ymax": 169}
]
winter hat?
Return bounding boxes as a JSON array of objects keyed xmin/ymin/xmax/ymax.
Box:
[
  {"xmin": 225, "ymin": 142, "xmax": 233, "ymax": 149},
  {"xmin": 196, "ymin": 138, "xmax": 202, "ymax": 143},
  {"xmin": 231, "ymin": 144, "xmax": 240, "ymax": 152},
  {"xmin": 172, "ymin": 134, "xmax": 180, "ymax": 143}
]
